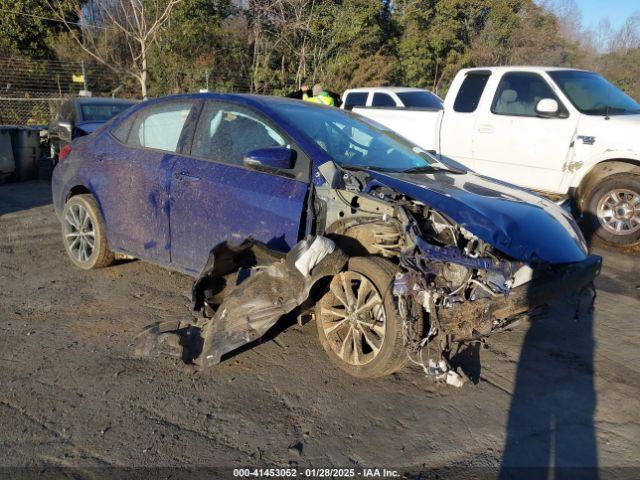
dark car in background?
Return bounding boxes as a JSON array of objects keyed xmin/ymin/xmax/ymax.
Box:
[{"xmin": 48, "ymin": 96, "xmax": 136, "ymax": 165}]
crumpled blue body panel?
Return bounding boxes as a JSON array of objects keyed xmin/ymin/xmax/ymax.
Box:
[{"xmin": 363, "ymin": 169, "xmax": 588, "ymax": 265}]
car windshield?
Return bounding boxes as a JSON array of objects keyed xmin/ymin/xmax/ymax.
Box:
[
  {"xmin": 548, "ymin": 70, "xmax": 640, "ymax": 115},
  {"xmin": 80, "ymin": 103, "xmax": 133, "ymax": 122},
  {"xmin": 396, "ymin": 91, "xmax": 442, "ymax": 109},
  {"xmin": 269, "ymin": 101, "xmax": 439, "ymax": 172}
]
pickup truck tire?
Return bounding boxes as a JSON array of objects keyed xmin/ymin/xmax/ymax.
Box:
[
  {"xmin": 584, "ymin": 174, "xmax": 640, "ymax": 246},
  {"xmin": 315, "ymin": 257, "xmax": 406, "ymax": 378},
  {"xmin": 62, "ymin": 194, "xmax": 115, "ymax": 270}
]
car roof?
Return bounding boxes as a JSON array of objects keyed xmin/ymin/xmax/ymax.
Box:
[
  {"xmin": 460, "ymin": 66, "xmax": 594, "ymax": 75},
  {"xmin": 74, "ymin": 97, "xmax": 138, "ymax": 105},
  {"xmin": 343, "ymin": 87, "xmax": 434, "ymax": 94},
  {"xmin": 136, "ymin": 92, "xmax": 310, "ymax": 110}
]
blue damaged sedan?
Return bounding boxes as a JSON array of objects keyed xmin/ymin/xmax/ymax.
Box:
[{"xmin": 52, "ymin": 93, "xmax": 600, "ymax": 378}]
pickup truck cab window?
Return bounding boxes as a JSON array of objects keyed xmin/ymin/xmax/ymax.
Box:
[
  {"xmin": 453, "ymin": 73, "xmax": 490, "ymax": 113},
  {"xmin": 372, "ymin": 92, "xmax": 396, "ymax": 108},
  {"xmin": 343, "ymin": 92, "xmax": 368, "ymax": 111},
  {"xmin": 492, "ymin": 72, "xmax": 565, "ymax": 117}
]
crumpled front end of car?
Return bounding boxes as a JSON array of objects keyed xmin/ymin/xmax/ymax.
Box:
[{"xmin": 313, "ymin": 163, "xmax": 601, "ymax": 384}]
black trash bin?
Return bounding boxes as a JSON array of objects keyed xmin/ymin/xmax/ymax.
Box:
[
  {"xmin": 11, "ymin": 127, "xmax": 40, "ymax": 181},
  {"xmin": 0, "ymin": 127, "xmax": 15, "ymax": 178}
]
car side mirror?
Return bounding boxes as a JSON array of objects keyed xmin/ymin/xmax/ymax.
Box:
[
  {"xmin": 58, "ymin": 121, "xmax": 73, "ymax": 132},
  {"xmin": 243, "ymin": 147, "xmax": 296, "ymax": 171},
  {"xmin": 535, "ymin": 98, "xmax": 560, "ymax": 118}
]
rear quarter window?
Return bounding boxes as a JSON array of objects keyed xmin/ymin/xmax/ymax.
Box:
[
  {"xmin": 111, "ymin": 115, "xmax": 134, "ymax": 143},
  {"xmin": 453, "ymin": 73, "xmax": 491, "ymax": 113}
]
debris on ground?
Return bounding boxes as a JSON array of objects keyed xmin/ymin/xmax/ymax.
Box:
[{"xmin": 134, "ymin": 236, "xmax": 347, "ymax": 368}]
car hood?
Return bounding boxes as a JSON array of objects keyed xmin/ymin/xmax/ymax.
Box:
[{"xmin": 362, "ymin": 169, "xmax": 588, "ymax": 264}]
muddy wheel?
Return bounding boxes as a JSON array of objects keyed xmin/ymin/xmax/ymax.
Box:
[
  {"xmin": 315, "ymin": 257, "xmax": 406, "ymax": 378},
  {"xmin": 584, "ymin": 174, "xmax": 640, "ymax": 246},
  {"xmin": 62, "ymin": 194, "xmax": 115, "ymax": 270}
]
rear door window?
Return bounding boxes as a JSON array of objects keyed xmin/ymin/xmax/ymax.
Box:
[
  {"xmin": 343, "ymin": 92, "xmax": 368, "ymax": 111},
  {"xmin": 371, "ymin": 93, "xmax": 396, "ymax": 108},
  {"xmin": 453, "ymin": 73, "xmax": 491, "ymax": 113},
  {"xmin": 126, "ymin": 101, "xmax": 195, "ymax": 152}
]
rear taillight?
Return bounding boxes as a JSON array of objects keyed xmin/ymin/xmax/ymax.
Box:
[{"xmin": 59, "ymin": 144, "xmax": 72, "ymax": 162}]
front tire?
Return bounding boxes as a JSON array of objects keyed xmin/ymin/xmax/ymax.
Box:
[
  {"xmin": 315, "ymin": 257, "xmax": 406, "ymax": 378},
  {"xmin": 62, "ymin": 194, "xmax": 114, "ymax": 270},
  {"xmin": 584, "ymin": 174, "xmax": 640, "ymax": 246}
]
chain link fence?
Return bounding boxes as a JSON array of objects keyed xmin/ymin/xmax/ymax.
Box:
[{"xmin": 0, "ymin": 57, "xmax": 123, "ymax": 125}]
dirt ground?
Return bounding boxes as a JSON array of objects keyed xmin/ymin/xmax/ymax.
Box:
[{"xmin": 1, "ymin": 179, "xmax": 639, "ymax": 479}]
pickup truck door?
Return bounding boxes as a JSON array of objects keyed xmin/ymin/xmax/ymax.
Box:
[
  {"xmin": 471, "ymin": 71, "xmax": 578, "ymax": 194},
  {"xmin": 439, "ymin": 71, "xmax": 492, "ymax": 168},
  {"xmin": 168, "ymin": 100, "xmax": 308, "ymax": 274}
]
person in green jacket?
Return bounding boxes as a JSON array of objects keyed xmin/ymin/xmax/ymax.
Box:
[{"xmin": 302, "ymin": 84, "xmax": 335, "ymax": 106}]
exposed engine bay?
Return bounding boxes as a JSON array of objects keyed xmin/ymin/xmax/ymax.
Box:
[{"xmin": 311, "ymin": 164, "xmax": 600, "ymax": 384}]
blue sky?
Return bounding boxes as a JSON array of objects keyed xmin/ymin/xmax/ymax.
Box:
[{"xmin": 576, "ymin": 0, "xmax": 639, "ymax": 29}]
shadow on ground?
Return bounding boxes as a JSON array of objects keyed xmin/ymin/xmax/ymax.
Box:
[
  {"xmin": 498, "ymin": 281, "xmax": 598, "ymax": 479},
  {"xmin": 0, "ymin": 180, "xmax": 52, "ymax": 216}
]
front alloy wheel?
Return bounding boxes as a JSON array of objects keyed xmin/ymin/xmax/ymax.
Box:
[
  {"xmin": 315, "ymin": 257, "xmax": 407, "ymax": 378},
  {"xmin": 319, "ymin": 271, "xmax": 386, "ymax": 366}
]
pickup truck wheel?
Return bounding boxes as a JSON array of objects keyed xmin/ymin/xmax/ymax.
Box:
[
  {"xmin": 62, "ymin": 194, "xmax": 115, "ymax": 270},
  {"xmin": 585, "ymin": 174, "xmax": 640, "ymax": 246},
  {"xmin": 315, "ymin": 257, "xmax": 406, "ymax": 378}
]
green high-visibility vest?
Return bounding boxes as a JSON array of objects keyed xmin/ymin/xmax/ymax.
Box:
[{"xmin": 303, "ymin": 91, "xmax": 335, "ymax": 106}]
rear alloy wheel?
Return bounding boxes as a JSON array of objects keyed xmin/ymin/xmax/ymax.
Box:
[
  {"xmin": 585, "ymin": 174, "xmax": 640, "ymax": 246},
  {"xmin": 316, "ymin": 257, "xmax": 406, "ymax": 378},
  {"xmin": 62, "ymin": 194, "xmax": 114, "ymax": 270}
]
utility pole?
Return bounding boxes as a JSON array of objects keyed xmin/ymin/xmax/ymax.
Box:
[{"xmin": 81, "ymin": 61, "xmax": 88, "ymax": 91}]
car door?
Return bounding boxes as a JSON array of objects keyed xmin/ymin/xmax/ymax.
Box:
[
  {"xmin": 472, "ymin": 71, "xmax": 578, "ymax": 193},
  {"xmin": 169, "ymin": 100, "xmax": 309, "ymax": 274},
  {"xmin": 97, "ymin": 100, "xmax": 197, "ymax": 264},
  {"xmin": 439, "ymin": 71, "xmax": 491, "ymax": 168}
]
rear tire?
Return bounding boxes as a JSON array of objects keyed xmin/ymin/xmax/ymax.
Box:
[
  {"xmin": 315, "ymin": 257, "xmax": 406, "ymax": 378},
  {"xmin": 583, "ymin": 174, "xmax": 640, "ymax": 247},
  {"xmin": 62, "ymin": 194, "xmax": 115, "ymax": 270}
]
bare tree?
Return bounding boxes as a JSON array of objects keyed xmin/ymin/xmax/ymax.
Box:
[{"xmin": 47, "ymin": 0, "xmax": 181, "ymax": 98}]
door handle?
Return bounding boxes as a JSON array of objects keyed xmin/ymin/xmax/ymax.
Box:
[
  {"xmin": 477, "ymin": 124, "xmax": 494, "ymax": 134},
  {"xmin": 174, "ymin": 171, "xmax": 200, "ymax": 182}
]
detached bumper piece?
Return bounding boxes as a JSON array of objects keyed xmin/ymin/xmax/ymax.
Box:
[
  {"xmin": 133, "ymin": 237, "xmax": 347, "ymax": 369},
  {"xmin": 437, "ymin": 254, "xmax": 602, "ymax": 341}
]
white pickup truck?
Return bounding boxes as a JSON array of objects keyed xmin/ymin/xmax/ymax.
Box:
[{"xmin": 343, "ymin": 67, "xmax": 640, "ymax": 247}]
